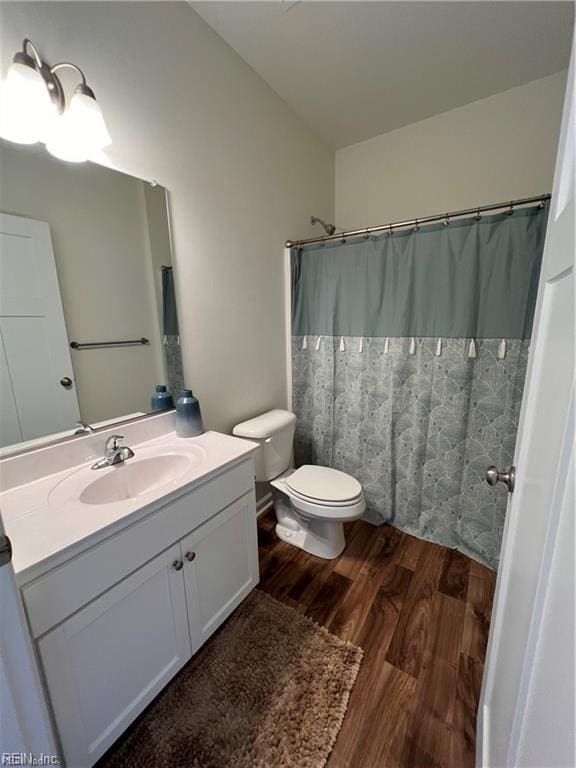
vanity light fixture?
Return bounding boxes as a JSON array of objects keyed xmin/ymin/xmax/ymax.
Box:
[{"xmin": 0, "ymin": 38, "xmax": 111, "ymax": 162}]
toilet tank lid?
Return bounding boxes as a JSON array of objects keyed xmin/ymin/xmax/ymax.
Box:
[{"xmin": 233, "ymin": 409, "xmax": 296, "ymax": 439}]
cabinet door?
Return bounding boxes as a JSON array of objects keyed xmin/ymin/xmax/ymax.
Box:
[
  {"xmin": 37, "ymin": 544, "xmax": 191, "ymax": 767},
  {"xmin": 181, "ymin": 491, "xmax": 259, "ymax": 653}
]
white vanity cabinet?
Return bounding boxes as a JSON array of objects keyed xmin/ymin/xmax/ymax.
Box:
[
  {"xmin": 37, "ymin": 543, "xmax": 192, "ymax": 766},
  {"xmin": 19, "ymin": 458, "xmax": 258, "ymax": 768},
  {"xmin": 181, "ymin": 493, "xmax": 258, "ymax": 652}
]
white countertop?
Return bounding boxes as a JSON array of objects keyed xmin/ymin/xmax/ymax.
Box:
[{"xmin": 1, "ymin": 430, "xmax": 258, "ymax": 580}]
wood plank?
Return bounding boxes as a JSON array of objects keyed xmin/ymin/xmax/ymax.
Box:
[
  {"xmin": 333, "ymin": 522, "xmax": 379, "ymax": 579},
  {"xmin": 462, "ymin": 560, "xmax": 497, "ymax": 662},
  {"xmin": 328, "ymin": 527, "xmax": 404, "ymax": 642},
  {"xmin": 357, "ymin": 565, "xmax": 414, "ymax": 659},
  {"xmin": 327, "ymin": 565, "xmax": 416, "ymax": 767},
  {"xmin": 257, "ymin": 509, "xmax": 276, "ymax": 531},
  {"xmin": 258, "ymin": 543, "xmax": 297, "ymax": 588},
  {"xmin": 283, "ymin": 522, "xmax": 369, "ymax": 611},
  {"xmin": 306, "ymin": 572, "xmax": 352, "ymax": 627},
  {"xmin": 449, "ymin": 653, "xmax": 484, "ymax": 768},
  {"xmin": 438, "ymin": 548, "xmax": 470, "ymax": 601},
  {"xmin": 256, "ymin": 524, "xmax": 277, "ymax": 553},
  {"xmin": 396, "ymin": 532, "xmax": 425, "ymax": 571},
  {"xmin": 264, "ymin": 549, "xmax": 317, "ymax": 602},
  {"xmin": 287, "ymin": 552, "xmax": 335, "ymax": 604},
  {"xmin": 386, "ymin": 543, "xmax": 445, "ymax": 678},
  {"xmin": 401, "ymin": 592, "xmax": 465, "ymax": 767},
  {"xmin": 328, "ymin": 660, "xmax": 417, "ymax": 768}
]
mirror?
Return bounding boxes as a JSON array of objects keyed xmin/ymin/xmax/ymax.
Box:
[{"xmin": 0, "ymin": 140, "xmax": 184, "ymax": 453}]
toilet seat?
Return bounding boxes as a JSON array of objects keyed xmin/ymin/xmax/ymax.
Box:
[
  {"xmin": 287, "ymin": 485, "xmax": 363, "ymax": 508},
  {"xmin": 271, "ymin": 476, "xmax": 364, "ymax": 520},
  {"xmin": 283, "ymin": 487, "xmax": 365, "ymax": 521},
  {"xmin": 285, "ymin": 465, "xmax": 362, "ymax": 504}
]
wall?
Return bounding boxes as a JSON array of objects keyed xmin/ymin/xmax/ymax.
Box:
[
  {"xmin": 0, "ymin": 141, "xmax": 167, "ymax": 424},
  {"xmin": 335, "ymin": 72, "xmax": 566, "ymax": 229},
  {"xmin": 0, "ymin": 2, "xmax": 334, "ymax": 435}
]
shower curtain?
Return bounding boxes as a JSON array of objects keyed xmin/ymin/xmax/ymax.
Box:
[
  {"xmin": 291, "ymin": 205, "xmax": 548, "ymax": 569},
  {"xmin": 161, "ymin": 267, "xmax": 184, "ymax": 397}
]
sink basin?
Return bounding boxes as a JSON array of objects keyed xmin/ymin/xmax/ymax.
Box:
[{"xmin": 49, "ymin": 444, "xmax": 206, "ymax": 508}]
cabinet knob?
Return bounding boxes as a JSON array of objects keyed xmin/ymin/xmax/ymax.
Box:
[
  {"xmin": 173, "ymin": 559, "xmax": 183, "ymax": 571},
  {"xmin": 60, "ymin": 376, "xmax": 73, "ymax": 388},
  {"xmin": 185, "ymin": 551, "xmax": 196, "ymax": 562}
]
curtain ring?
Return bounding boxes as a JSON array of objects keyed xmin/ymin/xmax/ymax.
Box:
[
  {"xmin": 319, "ymin": 240, "xmax": 325, "ymax": 247},
  {"xmin": 506, "ymin": 203, "xmax": 514, "ymax": 216},
  {"xmin": 443, "ymin": 214, "xmax": 450, "ymax": 227},
  {"xmin": 341, "ymin": 237, "xmax": 347, "ymax": 244},
  {"xmin": 387, "ymin": 223, "xmax": 393, "ymax": 237},
  {"xmin": 413, "ymin": 218, "xmax": 420, "ymax": 232},
  {"xmin": 363, "ymin": 228, "xmax": 370, "ymax": 239},
  {"xmin": 538, "ymin": 198, "xmax": 545, "ymax": 209},
  {"xmin": 474, "ymin": 210, "xmax": 481, "ymax": 221}
]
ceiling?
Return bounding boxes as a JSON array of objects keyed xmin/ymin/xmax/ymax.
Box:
[{"xmin": 191, "ymin": 1, "xmax": 574, "ymax": 149}]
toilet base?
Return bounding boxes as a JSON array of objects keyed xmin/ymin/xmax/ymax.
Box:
[{"xmin": 275, "ymin": 516, "xmax": 345, "ymax": 559}]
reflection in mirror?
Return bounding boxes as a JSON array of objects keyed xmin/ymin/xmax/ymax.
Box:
[{"xmin": 0, "ymin": 140, "xmax": 184, "ymax": 453}]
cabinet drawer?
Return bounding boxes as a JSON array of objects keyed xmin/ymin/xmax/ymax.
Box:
[{"xmin": 23, "ymin": 459, "xmax": 254, "ymax": 638}]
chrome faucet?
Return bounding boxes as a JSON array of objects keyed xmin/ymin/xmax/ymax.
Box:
[
  {"xmin": 74, "ymin": 420, "xmax": 95, "ymax": 434},
  {"xmin": 91, "ymin": 435, "xmax": 135, "ymax": 470}
]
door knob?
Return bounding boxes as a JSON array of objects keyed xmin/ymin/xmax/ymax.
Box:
[
  {"xmin": 185, "ymin": 551, "xmax": 196, "ymax": 562},
  {"xmin": 60, "ymin": 376, "xmax": 73, "ymax": 388},
  {"xmin": 173, "ymin": 559, "xmax": 183, "ymax": 571},
  {"xmin": 486, "ymin": 465, "xmax": 516, "ymax": 493}
]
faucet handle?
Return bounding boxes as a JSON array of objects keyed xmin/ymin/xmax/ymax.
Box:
[{"xmin": 105, "ymin": 434, "xmax": 125, "ymax": 452}]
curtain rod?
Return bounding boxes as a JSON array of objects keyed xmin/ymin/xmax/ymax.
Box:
[{"xmin": 286, "ymin": 193, "xmax": 551, "ymax": 248}]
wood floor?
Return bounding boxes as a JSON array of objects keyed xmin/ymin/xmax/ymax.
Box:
[{"xmin": 257, "ymin": 509, "xmax": 497, "ymax": 768}]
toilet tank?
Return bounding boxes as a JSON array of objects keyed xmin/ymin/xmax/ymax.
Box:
[{"xmin": 233, "ymin": 409, "xmax": 296, "ymax": 481}]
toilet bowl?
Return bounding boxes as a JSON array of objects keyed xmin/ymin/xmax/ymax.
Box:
[
  {"xmin": 270, "ymin": 465, "xmax": 365, "ymax": 558},
  {"xmin": 233, "ymin": 410, "xmax": 365, "ymax": 559}
]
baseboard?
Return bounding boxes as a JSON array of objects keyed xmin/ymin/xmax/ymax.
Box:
[{"xmin": 256, "ymin": 493, "xmax": 274, "ymax": 516}]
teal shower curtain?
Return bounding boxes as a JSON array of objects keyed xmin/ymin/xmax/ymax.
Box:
[
  {"xmin": 291, "ymin": 205, "xmax": 548, "ymax": 569},
  {"xmin": 161, "ymin": 267, "xmax": 184, "ymax": 397}
]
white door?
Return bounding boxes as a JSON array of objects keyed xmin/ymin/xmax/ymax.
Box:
[
  {"xmin": 478, "ymin": 36, "xmax": 574, "ymax": 768},
  {"xmin": 0, "ymin": 213, "xmax": 80, "ymax": 446},
  {"xmin": 37, "ymin": 543, "xmax": 192, "ymax": 767},
  {"xmin": 0, "ymin": 520, "xmax": 58, "ymax": 759},
  {"xmin": 181, "ymin": 493, "xmax": 259, "ymax": 653}
]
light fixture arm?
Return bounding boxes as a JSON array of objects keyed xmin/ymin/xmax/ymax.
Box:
[
  {"xmin": 12, "ymin": 38, "xmax": 66, "ymax": 113},
  {"xmin": 14, "ymin": 39, "xmax": 93, "ymax": 114},
  {"xmin": 50, "ymin": 62, "xmax": 96, "ymax": 100},
  {"xmin": 50, "ymin": 62, "xmax": 87, "ymax": 87},
  {"xmin": 22, "ymin": 38, "xmax": 43, "ymax": 69}
]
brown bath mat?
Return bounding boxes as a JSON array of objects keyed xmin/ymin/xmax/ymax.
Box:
[{"xmin": 100, "ymin": 589, "xmax": 363, "ymax": 768}]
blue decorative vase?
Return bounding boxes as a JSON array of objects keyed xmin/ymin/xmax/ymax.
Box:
[
  {"xmin": 150, "ymin": 385, "xmax": 174, "ymax": 412},
  {"xmin": 176, "ymin": 390, "xmax": 204, "ymax": 437}
]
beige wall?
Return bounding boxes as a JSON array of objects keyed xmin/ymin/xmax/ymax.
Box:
[
  {"xmin": 0, "ymin": 2, "xmax": 334, "ymax": 434},
  {"xmin": 335, "ymin": 72, "xmax": 567, "ymax": 230},
  {"xmin": 0, "ymin": 141, "xmax": 166, "ymax": 424}
]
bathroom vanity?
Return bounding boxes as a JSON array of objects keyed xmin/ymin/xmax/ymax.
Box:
[{"xmin": 0, "ymin": 425, "xmax": 259, "ymax": 766}]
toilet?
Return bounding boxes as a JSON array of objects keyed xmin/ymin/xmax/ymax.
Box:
[{"xmin": 233, "ymin": 409, "xmax": 365, "ymax": 559}]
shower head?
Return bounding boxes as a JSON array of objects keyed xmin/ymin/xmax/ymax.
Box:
[{"xmin": 310, "ymin": 215, "xmax": 336, "ymax": 236}]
